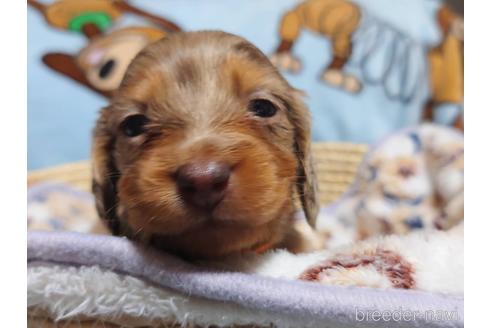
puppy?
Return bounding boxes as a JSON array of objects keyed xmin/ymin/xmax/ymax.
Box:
[{"xmin": 92, "ymin": 31, "xmax": 319, "ymax": 259}]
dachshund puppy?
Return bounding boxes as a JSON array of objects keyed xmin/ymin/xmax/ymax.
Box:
[{"xmin": 92, "ymin": 31, "xmax": 319, "ymax": 259}]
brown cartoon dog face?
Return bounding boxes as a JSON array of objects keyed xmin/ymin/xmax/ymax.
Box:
[
  {"xmin": 29, "ymin": 0, "xmax": 181, "ymax": 97},
  {"xmin": 43, "ymin": 27, "xmax": 166, "ymax": 96},
  {"xmin": 77, "ymin": 28, "xmax": 166, "ymax": 92},
  {"xmin": 92, "ymin": 31, "xmax": 318, "ymax": 258}
]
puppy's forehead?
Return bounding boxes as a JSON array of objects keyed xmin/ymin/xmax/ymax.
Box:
[{"xmin": 118, "ymin": 32, "xmax": 288, "ymax": 116}]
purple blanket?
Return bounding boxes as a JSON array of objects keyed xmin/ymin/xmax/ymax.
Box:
[{"xmin": 28, "ymin": 230, "xmax": 463, "ymax": 328}]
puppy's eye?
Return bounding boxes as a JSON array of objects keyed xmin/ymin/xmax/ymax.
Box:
[
  {"xmin": 120, "ymin": 114, "xmax": 149, "ymax": 137},
  {"xmin": 249, "ymin": 99, "xmax": 278, "ymax": 118}
]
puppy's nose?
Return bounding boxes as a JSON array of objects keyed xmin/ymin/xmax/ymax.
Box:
[{"xmin": 176, "ymin": 161, "xmax": 230, "ymax": 209}]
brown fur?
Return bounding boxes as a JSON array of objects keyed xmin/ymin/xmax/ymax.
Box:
[{"xmin": 92, "ymin": 31, "xmax": 319, "ymax": 259}]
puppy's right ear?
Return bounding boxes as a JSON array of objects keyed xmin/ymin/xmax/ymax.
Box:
[
  {"xmin": 285, "ymin": 90, "xmax": 320, "ymax": 228},
  {"xmin": 91, "ymin": 106, "xmax": 121, "ymax": 235}
]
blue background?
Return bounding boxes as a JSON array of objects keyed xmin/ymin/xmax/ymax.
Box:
[{"xmin": 28, "ymin": 0, "xmax": 457, "ymax": 169}]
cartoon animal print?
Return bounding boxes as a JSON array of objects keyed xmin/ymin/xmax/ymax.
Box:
[
  {"xmin": 423, "ymin": 4, "xmax": 464, "ymax": 130},
  {"xmin": 271, "ymin": 1, "xmax": 464, "ymax": 129},
  {"xmin": 28, "ymin": 0, "xmax": 181, "ymax": 98},
  {"xmin": 270, "ymin": 0, "xmax": 362, "ymax": 93}
]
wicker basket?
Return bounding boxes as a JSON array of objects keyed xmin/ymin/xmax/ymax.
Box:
[{"xmin": 27, "ymin": 142, "xmax": 368, "ymax": 206}]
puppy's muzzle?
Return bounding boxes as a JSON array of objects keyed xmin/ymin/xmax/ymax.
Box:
[{"xmin": 176, "ymin": 161, "xmax": 231, "ymax": 210}]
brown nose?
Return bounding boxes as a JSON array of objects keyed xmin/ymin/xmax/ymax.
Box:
[{"xmin": 176, "ymin": 161, "xmax": 231, "ymax": 210}]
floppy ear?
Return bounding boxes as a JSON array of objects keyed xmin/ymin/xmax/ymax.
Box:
[
  {"xmin": 287, "ymin": 91, "xmax": 320, "ymax": 228},
  {"xmin": 42, "ymin": 52, "xmax": 112, "ymax": 98},
  {"xmin": 91, "ymin": 107, "xmax": 121, "ymax": 235}
]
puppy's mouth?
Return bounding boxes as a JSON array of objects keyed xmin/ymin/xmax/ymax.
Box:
[
  {"xmin": 144, "ymin": 192, "xmax": 289, "ymax": 237},
  {"xmin": 179, "ymin": 207, "xmax": 223, "ymax": 226},
  {"xmin": 181, "ymin": 202, "xmax": 254, "ymax": 228}
]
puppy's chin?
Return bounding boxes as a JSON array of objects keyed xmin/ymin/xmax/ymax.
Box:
[
  {"xmin": 121, "ymin": 185, "xmax": 295, "ymax": 258},
  {"xmin": 146, "ymin": 201, "xmax": 294, "ymax": 259},
  {"xmin": 123, "ymin": 188, "xmax": 293, "ymax": 237}
]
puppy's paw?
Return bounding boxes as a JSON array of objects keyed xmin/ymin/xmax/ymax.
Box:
[
  {"xmin": 280, "ymin": 219, "xmax": 327, "ymax": 254},
  {"xmin": 270, "ymin": 52, "xmax": 301, "ymax": 72}
]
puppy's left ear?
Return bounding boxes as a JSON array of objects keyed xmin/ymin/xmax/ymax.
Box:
[
  {"xmin": 91, "ymin": 106, "xmax": 121, "ymax": 235},
  {"xmin": 286, "ymin": 90, "xmax": 319, "ymax": 228}
]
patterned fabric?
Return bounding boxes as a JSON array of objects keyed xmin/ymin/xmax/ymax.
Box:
[
  {"xmin": 27, "ymin": 183, "xmax": 104, "ymax": 234},
  {"xmin": 300, "ymin": 248, "xmax": 415, "ymax": 289},
  {"xmin": 317, "ymin": 124, "xmax": 463, "ymax": 248}
]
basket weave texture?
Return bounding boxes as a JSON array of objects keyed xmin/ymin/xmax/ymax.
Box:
[{"xmin": 27, "ymin": 143, "xmax": 368, "ymax": 206}]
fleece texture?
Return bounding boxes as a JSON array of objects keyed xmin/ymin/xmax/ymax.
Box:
[
  {"xmin": 28, "ymin": 230, "xmax": 463, "ymax": 328},
  {"xmin": 28, "ymin": 265, "xmax": 315, "ymax": 328}
]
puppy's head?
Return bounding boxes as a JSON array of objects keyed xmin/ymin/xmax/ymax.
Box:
[{"xmin": 92, "ymin": 31, "xmax": 318, "ymax": 258}]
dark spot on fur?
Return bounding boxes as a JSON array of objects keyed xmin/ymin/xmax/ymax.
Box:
[
  {"xmin": 175, "ymin": 57, "xmax": 199, "ymax": 87},
  {"xmin": 234, "ymin": 41, "xmax": 271, "ymax": 66},
  {"xmin": 231, "ymin": 69, "xmax": 243, "ymax": 97}
]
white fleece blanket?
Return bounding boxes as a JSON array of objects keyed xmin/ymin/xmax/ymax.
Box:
[{"xmin": 28, "ymin": 224, "xmax": 463, "ymax": 327}]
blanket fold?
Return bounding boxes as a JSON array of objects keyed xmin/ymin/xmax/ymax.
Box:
[{"xmin": 28, "ymin": 230, "xmax": 463, "ymax": 328}]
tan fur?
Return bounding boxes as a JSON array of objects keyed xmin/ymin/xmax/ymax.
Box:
[{"xmin": 92, "ymin": 31, "xmax": 319, "ymax": 259}]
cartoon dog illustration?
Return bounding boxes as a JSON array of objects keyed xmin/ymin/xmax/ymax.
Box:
[
  {"xmin": 270, "ymin": 0, "xmax": 463, "ymax": 129},
  {"xmin": 28, "ymin": 0, "xmax": 181, "ymax": 97},
  {"xmin": 270, "ymin": 0, "xmax": 362, "ymax": 93},
  {"xmin": 424, "ymin": 5, "xmax": 464, "ymax": 130}
]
